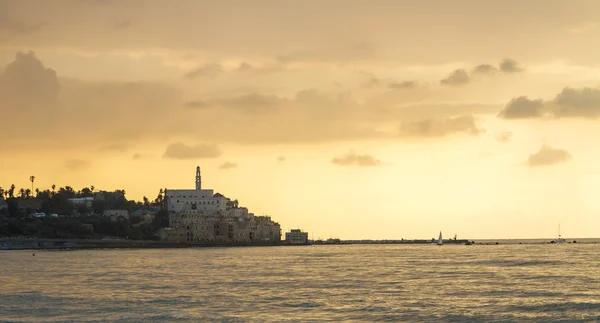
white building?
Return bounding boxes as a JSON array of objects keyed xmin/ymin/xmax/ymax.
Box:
[
  {"xmin": 68, "ymin": 197, "xmax": 94, "ymax": 208},
  {"xmin": 166, "ymin": 166, "xmax": 229, "ymax": 213},
  {"xmin": 285, "ymin": 229, "xmax": 309, "ymax": 244}
]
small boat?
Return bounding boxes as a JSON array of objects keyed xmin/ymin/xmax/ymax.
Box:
[
  {"xmin": 553, "ymin": 224, "xmax": 566, "ymax": 244},
  {"xmin": 437, "ymin": 231, "xmax": 443, "ymax": 246}
]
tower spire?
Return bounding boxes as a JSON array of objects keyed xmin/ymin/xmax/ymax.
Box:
[{"xmin": 196, "ymin": 166, "xmax": 201, "ymax": 190}]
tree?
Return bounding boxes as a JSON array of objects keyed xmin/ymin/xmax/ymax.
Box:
[
  {"xmin": 35, "ymin": 188, "xmax": 40, "ymax": 198},
  {"xmin": 19, "ymin": 188, "xmax": 25, "ymax": 198},
  {"xmin": 29, "ymin": 175, "xmax": 35, "ymax": 194},
  {"xmin": 9, "ymin": 184, "xmax": 15, "ymax": 198},
  {"xmin": 90, "ymin": 185, "xmax": 95, "ymax": 193},
  {"xmin": 25, "ymin": 189, "xmax": 31, "ymax": 198},
  {"xmin": 143, "ymin": 196, "xmax": 149, "ymax": 207},
  {"xmin": 51, "ymin": 184, "xmax": 56, "ymax": 195}
]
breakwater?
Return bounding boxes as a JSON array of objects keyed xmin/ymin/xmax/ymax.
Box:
[{"xmin": 0, "ymin": 238, "xmax": 294, "ymax": 250}]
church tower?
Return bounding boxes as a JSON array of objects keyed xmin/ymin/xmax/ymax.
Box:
[{"xmin": 195, "ymin": 166, "xmax": 201, "ymax": 190}]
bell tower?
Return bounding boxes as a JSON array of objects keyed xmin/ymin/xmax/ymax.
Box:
[{"xmin": 195, "ymin": 166, "xmax": 201, "ymax": 190}]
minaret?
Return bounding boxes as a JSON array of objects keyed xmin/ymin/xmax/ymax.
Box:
[{"xmin": 195, "ymin": 166, "xmax": 201, "ymax": 190}]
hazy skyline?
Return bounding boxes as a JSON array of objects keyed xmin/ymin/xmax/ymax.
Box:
[{"xmin": 2, "ymin": 0, "xmax": 600, "ymax": 239}]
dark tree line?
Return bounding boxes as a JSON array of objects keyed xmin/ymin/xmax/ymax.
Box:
[{"xmin": 0, "ymin": 185, "xmax": 169, "ymax": 240}]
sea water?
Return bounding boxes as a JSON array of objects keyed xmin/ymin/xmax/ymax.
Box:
[{"xmin": 1, "ymin": 244, "xmax": 599, "ymax": 322}]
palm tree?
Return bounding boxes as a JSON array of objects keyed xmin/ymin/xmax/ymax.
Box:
[
  {"xmin": 25, "ymin": 189, "xmax": 31, "ymax": 198},
  {"xmin": 9, "ymin": 184, "xmax": 15, "ymax": 198},
  {"xmin": 19, "ymin": 188, "xmax": 25, "ymax": 198},
  {"xmin": 90, "ymin": 185, "xmax": 95, "ymax": 193},
  {"xmin": 51, "ymin": 184, "xmax": 56, "ymax": 193},
  {"xmin": 29, "ymin": 176, "xmax": 35, "ymax": 195},
  {"xmin": 35, "ymin": 188, "xmax": 40, "ymax": 198}
]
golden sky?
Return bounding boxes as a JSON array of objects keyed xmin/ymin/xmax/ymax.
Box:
[{"xmin": 1, "ymin": 0, "xmax": 600, "ymax": 239}]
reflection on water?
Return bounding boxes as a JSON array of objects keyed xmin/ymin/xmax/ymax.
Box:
[{"xmin": 1, "ymin": 245, "xmax": 600, "ymax": 322}]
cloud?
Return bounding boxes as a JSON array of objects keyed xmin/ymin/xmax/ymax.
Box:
[
  {"xmin": 218, "ymin": 161, "xmax": 238, "ymax": 170},
  {"xmin": 471, "ymin": 64, "xmax": 499, "ymax": 75},
  {"xmin": 214, "ymin": 93, "xmax": 281, "ymax": 113},
  {"xmin": 100, "ymin": 143, "xmax": 131, "ymax": 152},
  {"xmin": 440, "ymin": 69, "xmax": 470, "ymax": 86},
  {"xmin": 113, "ymin": 19, "xmax": 132, "ymax": 30},
  {"xmin": 65, "ymin": 159, "xmax": 90, "ymax": 171},
  {"xmin": 0, "ymin": 12, "xmax": 45, "ymax": 35},
  {"xmin": 495, "ymin": 131, "xmax": 512, "ymax": 142},
  {"xmin": 389, "ymin": 81, "xmax": 416, "ymax": 90},
  {"xmin": 0, "ymin": 51, "xmax": 183, "ymax": 151},
  {"xmin": 277, "ymin": 156, "xmax": 286, "ymax": 162},
  {"xmin": 184, "ymin": 100, "xmax": 210, "ymax": 109},
  {"xmin": 552, "ymin": 87, "xmax": 600, "ymax": 118},
  {"xmin": 332, "ymin": 150, "xmax": 381, "ymax": 167},
  {"xmin": 399, "ymin": 116, "xmax": 481, "ymax": 137},
  {"xmin": 499, "ymin": 58, "xmax": 524, "ymax": 73},
  {"xmin": 500, "ymin": 87, "xmax": 600, "ymax": 120},
  {"xmin": 132, "ymin": 153, "xmax": 142, "ymax": 160},
  {"xmin": 0, "ymin": 52, "xmax": 506, "ymax": 150},
  {"xmin": 163, "ymin": 143, "xmax": 222, "ymax": 159},
  {"xmin": 497, "ymin": 96, "xmax": 545, "ymax": 119},
  {"xmin": 526, "ymin": 145, "xmax": 571, "ymax": 167},
  {"xmin": 183, "ymin": 64, "xmax": 222, "ymax": 79}
]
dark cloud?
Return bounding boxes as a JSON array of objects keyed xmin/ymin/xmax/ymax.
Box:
[
  {"xmin": 183, "ymin": 64, "xmax": 222, "ymax": 79},
  {"xmin": 497, "ymin": 96, "xmax": 545, "ymax": 119},
  {"xmin": 163, "ymin": 143, "xmax": 222, "ymax": 159},
  {"xmin": 471, "ymin": 64, "xmax": 499, "ymax": 74},
  {"xmin": 277, "ymin": 156, "xmax": 286, "ymax": 162},
  {"xmin": 526, "ymin": 145, "xmax": 571, "ymax": 167},
  {"xmin": 218, "ymin": 161, "xmax": 238, "ymax": 170},
  {"xmin": 389, "ymin": 81, "xmax": 416, "ymax": 89},
  {"xmin": 132, "ymin": 153, "xmax": 142, "ymax": 160},
  {"xmin": 65, "ymin": 159, "xmax": 90, "ymax": 171},
  {"xmin": 399, "ymin": 116, "xmax": 481, "ymax": 137},
  {"xmin": 440, "ymin": 69, "xmax": 470, "ymax": 86},
  {"xmin": 332, "ymin": 150, "xmax": 381, "ymax": 167},
  {"xmin": 552, "ymin": 87, "xmax": 600, "ymax": 118},
  {"xmin": 0, "ymin": 52, "xmax": 505, "ymax": 150},
  {"xmin": 499, "ymin": 58, "xmax": 524, "ymax": 73},
  {"xmin": 0, "ymin": 51, "xmax": 183, "ymax": 150}
]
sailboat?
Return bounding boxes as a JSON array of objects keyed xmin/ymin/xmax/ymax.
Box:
[
  {"xmin": 437, "ymin": 231, "xmax": 443, "ymax": 245},
  {"xmin": 553, "ymin": 224, "xmax": 566, "ymax": 244}
]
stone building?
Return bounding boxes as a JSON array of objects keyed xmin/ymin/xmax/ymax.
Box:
[{"xmin": 162, "ymin": 166, "xmax": 281, "ymax": 244}]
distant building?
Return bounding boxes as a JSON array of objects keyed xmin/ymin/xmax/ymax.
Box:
[
  {"xmin": 162, "ymin": 166, "xmax": 281, "ymax": 244},
  {"xmin": 165, "ymin": 166, "xmax": 229, "ymax": 213},
  {"xmin": 103, "ymin": 209, "xmax": 129, "ymax": 222},
  {"xmin": 103, "ymin": 209, "xmax": 128, "ymax": 217},
  {"xmin": 68, "ymin": 197, "xmax": 94, "ymax": 208},
  {"xmin": 285, "ymin": 229, "xmax": 309, "ymax": 244}
]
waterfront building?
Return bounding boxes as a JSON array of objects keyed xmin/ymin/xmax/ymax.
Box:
[
  {"xmin": 165, "ymin": 166, "xmax": 228, "ymax": 213},
  {"xmin": 162, "ymin": 166, "xmax": 281, "ymax": 244},
  {"xmin": 285, "ymin": 229, "xmax": 309, "ymax": 244}
]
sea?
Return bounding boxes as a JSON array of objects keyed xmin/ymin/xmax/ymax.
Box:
[{"xmin": 1, "ymin": 243, "xmax": 600, "ymax": 322}]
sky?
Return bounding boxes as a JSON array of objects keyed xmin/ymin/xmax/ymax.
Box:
[{"xmin": 1, "ymin": 0, "xmax": 600, "ymax": 239}]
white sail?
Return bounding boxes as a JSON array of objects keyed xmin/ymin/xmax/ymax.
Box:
[
  {"xmin": 437, "ymin": 231, "xmax": 443, "ymax": 245},
  {"xmin": 554, "ymin": 224, "xmax": 566, "ymax": 244}
]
